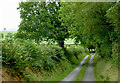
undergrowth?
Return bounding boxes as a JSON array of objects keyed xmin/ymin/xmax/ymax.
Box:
[{"xmin": 2, "ymin": 38, "xmax": 88, "ymax": 81}]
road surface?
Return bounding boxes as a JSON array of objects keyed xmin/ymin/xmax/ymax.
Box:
[
  {"xmin": 60, "ymin": 55, "xmax": 89, "ymax": 82},
  {"xmin": 82, "ymin": 54, "xmax": 95, "ymax": 81}
]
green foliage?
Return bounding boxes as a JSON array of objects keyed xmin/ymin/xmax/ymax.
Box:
[
  {"xmin": 60, "ymin": 2, "xmax": 119, "ymax": 58},
  {"xmin": 2, "ymin": 2, "xmax": 119, "ymax": 81},
  {"xmin": 2, "ymin": 38, "xmax": 66, "ymax": 74},
  {"xmin": 2, "ymin": 38, "xmax": 88, "ymax": 71},
  {"xmin": 5, "ymin": 33, "xmax": 13, "ymax": 38},
  {"xmin": 16, "ymin": 1, "xmax": 69, "ymax": 48},
  {"xmin": 106, "ymin": 2, "xmax": 119, "ymax": 61},
  {"xmin": 2, "ymin": 38, "xmax": 88, "ymax": 81},
  {"xmin": 73, "ymin": 2, "xmax": 114, "ymax": 56},
  {"xmin": 44, "ymin": 61, "xmax": 75, "ymax": 81},
  {"xmin": 65, "ymin": 45, "xmax": 87, "ymax": 64},
  {"xmin": 0, "ymin": 31, "xmax": 16, "ymax": 40},
  {"xmin": 16, "ymin": 1, "xmax": 119, "ymax": 58}
]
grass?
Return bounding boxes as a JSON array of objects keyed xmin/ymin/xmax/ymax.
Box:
[
  {"xmin": 44, "ymin": 54, "xmax": 87, "ymax": 81},
  {"xmin": 75, "ymin": 55, "xmax": 91, "ymax": 81},
  {"xmin": 45, "ymin": 65, "xmax": 76, "ymax": 81},
  {"xmin": 94, "ymin": 54, "xmax": 118, "ymax": 81}
]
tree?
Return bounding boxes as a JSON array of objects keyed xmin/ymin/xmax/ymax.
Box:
[
  {"xmin": 74, "ymin": 2, "xmax": 115, "ymax": 58},
  {"xmin": 16, "ymin": 1, "xmax": 69, "ymax": 50},
  {"xmin": 17, "ymin": 1, "xmax": 119, "ymax": 58},
  {"xmin": 72, "ymin": 2, "xmax": 118, "ymax": 58},
  {"xmin": 106, "ymin": 2, "xmax": 119, "ymax": 62},
  {"xmin": 60, "ymin": 2, "xmax": 117, "ymax": 58},
  {"xmin": 3, "ymin": 28, "xmax": 6, "ymax": 31}
]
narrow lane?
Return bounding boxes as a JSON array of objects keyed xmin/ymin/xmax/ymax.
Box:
[
  {"xmin": 60, "ymin": 55, "xmax": 89, "ymax": 82},
  {"xmin": 82, "ymin": 54, "xmax": 95, "ymax": 81}
]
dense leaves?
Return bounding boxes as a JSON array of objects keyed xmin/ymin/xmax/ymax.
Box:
[
  {"xmin": 2, "ymin": 38, "xmax": 66, "ymax": 71},
  {"xmin": 16, "ymin": 1, "xmax": 69, "ymax": 48},
  {"xmin": 65, "ymin": 46, "xmax": 89, "ymax": 64},
  {"xmin": 2, "ymin": 38, "xmax": 87, "ymax": 75},
  {"xmin": 60, "ymin": 2, "xmax": 119, "ymax": 60}
]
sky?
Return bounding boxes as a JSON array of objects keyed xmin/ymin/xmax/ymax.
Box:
[
  {"xmin": 0, "ymin": 0, "xmax": 24, "ymax": 31},
  {"xmin": 0, "ymin": 0, "xmax": 49, "ymax": 31}
]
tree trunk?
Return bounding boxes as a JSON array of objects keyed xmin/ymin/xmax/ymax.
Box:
[
  {"xmin": 74, "ymin": 54, "xmax": 79, "ymax": 60},
  {"xmin": 59, "ymin": 40, "xmax": 64, "ymax": 48},
  {"xmin": 58, "ymin": 40, "xmax": 66, "ymax": 56},
  {"xmin": 89, "ymin": 48, "xmax": 90, "ymax": 52}
]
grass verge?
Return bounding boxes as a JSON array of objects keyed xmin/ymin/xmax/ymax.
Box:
[
  {"xmin": 75, "ymin": 55, "xmax": 91, "ymax": 81},
  {"xmin": 94, "ymin": 54, "xmax": 118, "ymax": 81},
  {"xmin": 45, "ymin": 54, "xmax": 87, "ymax": 81},
  {"xmin": 45, "ymin": 64, "xmax": 76, "ymax": 81}
]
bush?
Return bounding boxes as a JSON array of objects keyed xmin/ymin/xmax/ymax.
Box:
[
  {"xmin": 2, "ymin": 38, "xmax": 66, "ymax": 74},
  {"xmin": 2, "ymin": 38, "xmax": 89, "ymax": 81},
  {"xmin": 65, "ymin": 45, "xmax": 87, "ymax": 64}
]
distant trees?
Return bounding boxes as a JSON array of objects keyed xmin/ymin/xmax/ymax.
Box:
[{"xmin": 3, "ymin": 28, "xmax": 6, "ymax": 31}]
